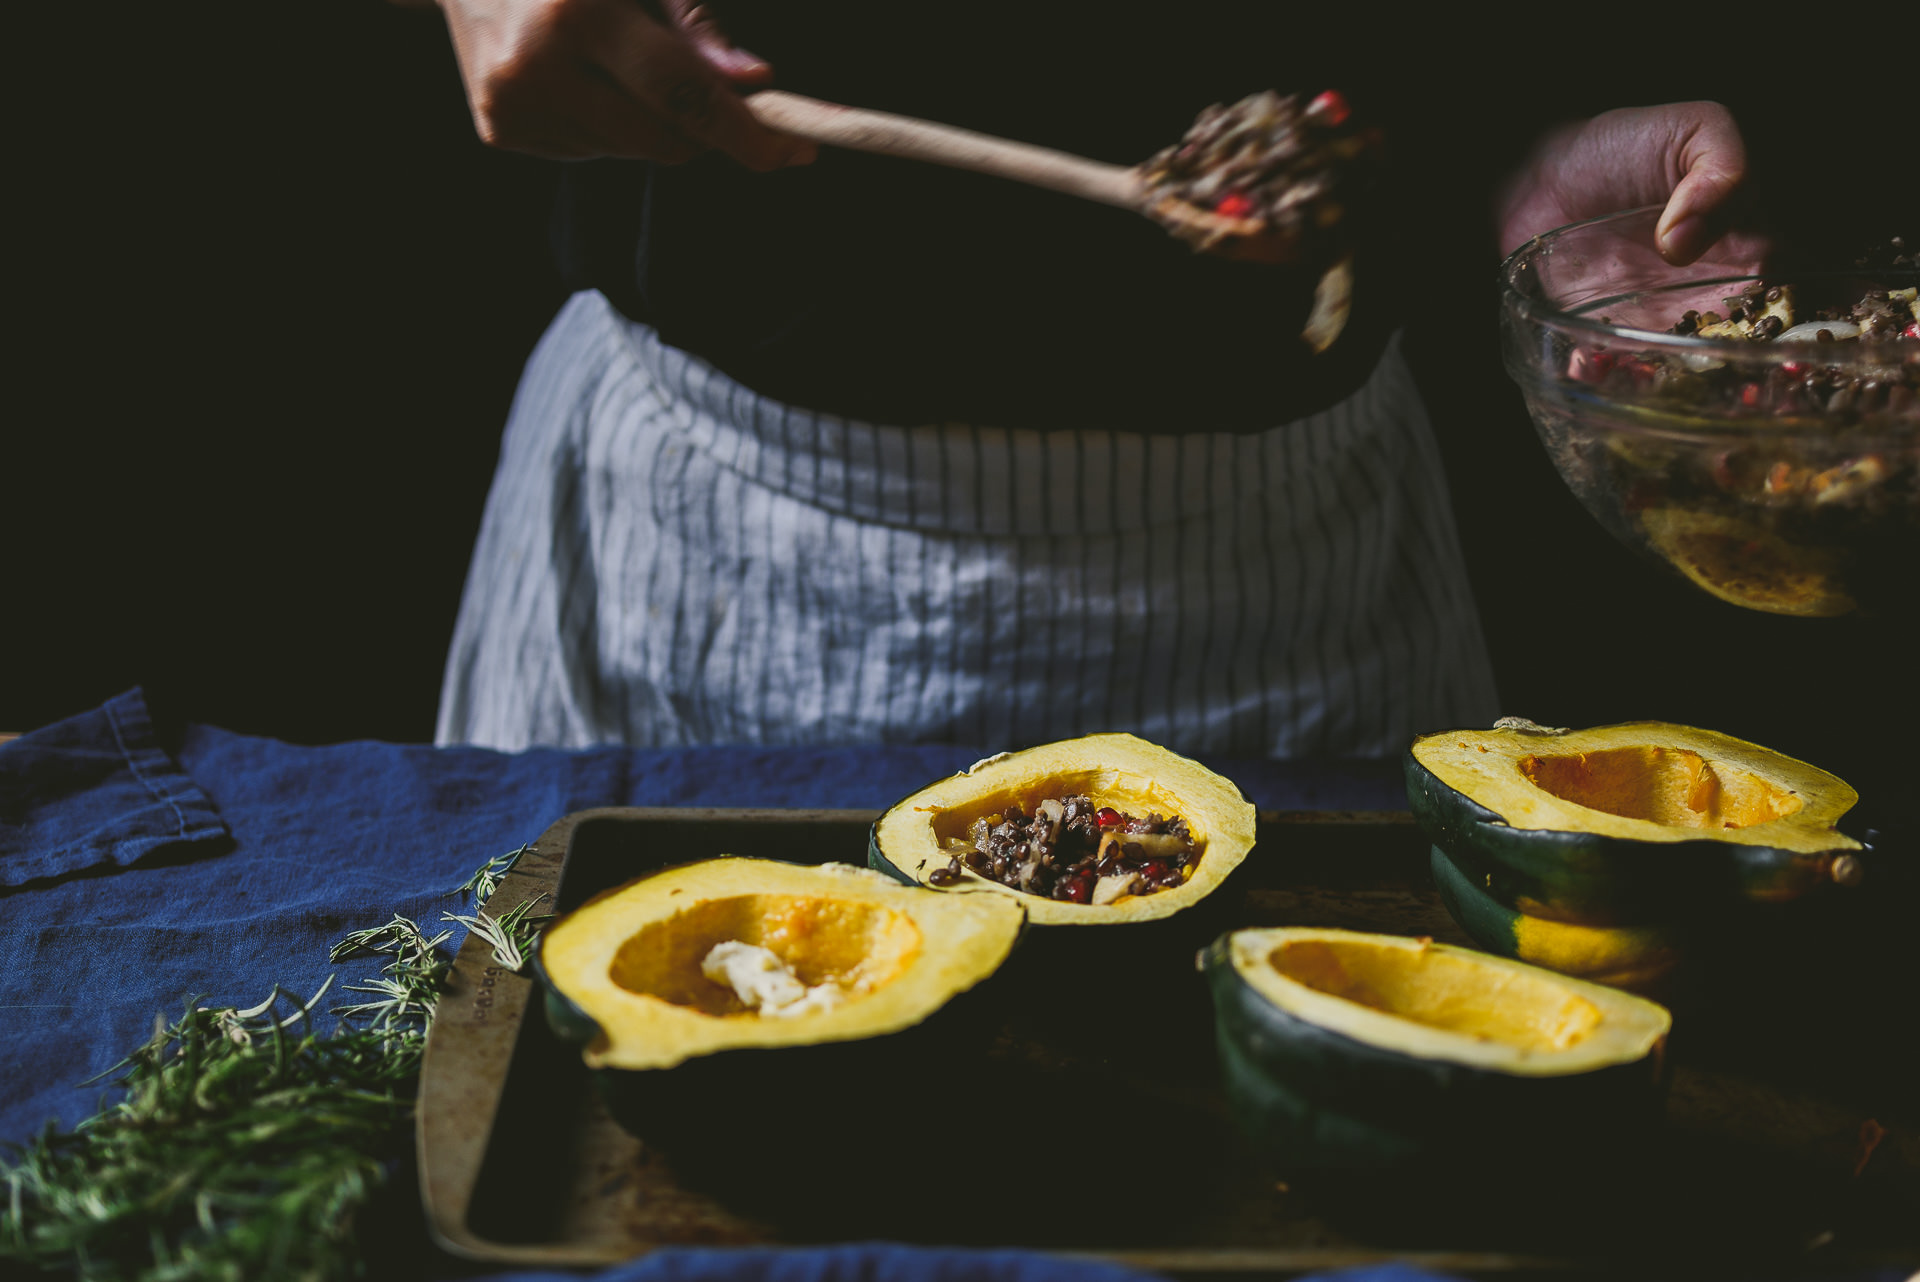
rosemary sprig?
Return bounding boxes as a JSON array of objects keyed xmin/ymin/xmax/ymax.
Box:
[
  {"xmin": 328, "ymin": 916, "xmax": 453, "ymax": 1051},
  {"xmin": 441, "ymin": 893, "xmax": 551, "ymax": 973},
  {"xmin": 450, "ymin": 842, "xmax": 531, "ymax": 905},
  {"xmin": 1, "ymin": 843, "xmax": 541, "ymax": 1280}
]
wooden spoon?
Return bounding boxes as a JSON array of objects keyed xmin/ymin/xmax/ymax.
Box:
[
  {"xmin": 744, "ymin": 90, "xmax": 1355, "ymax": 352},
  {"xmin": 745, "ymin": 89, "xmax": 1302, "ymax": 267}
]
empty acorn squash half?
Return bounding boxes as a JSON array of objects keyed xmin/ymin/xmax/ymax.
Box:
[
  {"xmin": 1407, "ymin": 720, "xmax": 1863, "ymax": 989},
  {"xmin": 1203, "ymin": 927, "xmax": 1671, "ymax": 1178},
  {"xmin": 537, "ymin": 857, "xmax": 1024, "ymax": 1071},
  {"xmin": 868, "ymin": 733, "xmax": 1256, "ymax": 926}
]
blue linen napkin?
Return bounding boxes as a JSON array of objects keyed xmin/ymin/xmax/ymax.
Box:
[
  {"xmin": 0, "ymin": 688, "xmax": 228, "ymax": 886},
  {"xmin": 494, "ymin": 1247, "xmax": 1464, "ymax": 1282}
]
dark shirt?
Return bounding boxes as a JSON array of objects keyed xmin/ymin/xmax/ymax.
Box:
[{"xmin": 552, "ymin": 4, "xmax": 1449, "ymax": 434}]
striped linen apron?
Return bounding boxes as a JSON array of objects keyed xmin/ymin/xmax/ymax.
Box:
[{"xmin": 436, "ymin": 290, "xmax": 1498, "ymax": 756}]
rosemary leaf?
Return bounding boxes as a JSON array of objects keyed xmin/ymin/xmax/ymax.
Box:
[
  {"xmin": 440, "ymin": 892, "xmax": 551, "ymax": 973},
  {"xmin": 449, "ymin": 842, "xmax": 531, "ymax": 905}
]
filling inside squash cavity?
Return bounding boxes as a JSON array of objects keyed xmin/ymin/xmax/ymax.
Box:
[
  {"xmin": 934, "ymin": 794, "xmax": 1199, "ymax": 904},
  {"xmin": 608, "ymin": 894, "xmax": 921, "ymax": 1018}
]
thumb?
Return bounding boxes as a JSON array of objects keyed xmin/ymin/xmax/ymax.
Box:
[{"xmin": 1654, "ymin": 104, "xmax": 1746, "ymax": 264}]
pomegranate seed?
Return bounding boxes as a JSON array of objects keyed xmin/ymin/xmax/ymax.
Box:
[
  {"xmin": 1213, "ymin": 192, "xmax": 1256, "ymax": 219},
  {"xmin": 1740, "ymin": 383, "xmax": 1763, "ymax": 408},
  {"xmin": 1781, "ymin": 361, "xmax": 1807, "ymax": 376},
  {"xmin": 1905, "ymin": 323, "xmax": 1920, "ymax": 340},
  {"xmin": 1308, "ymin": 90, "xmax": 1350, "ymax": 126},
  {"xmin": 1142, "ymin": 860, "xmax": 1169, "ymax": 883},
  {"xmin": 1096, "ymin": 808, "xmax": 1121, "ymax": 829}
]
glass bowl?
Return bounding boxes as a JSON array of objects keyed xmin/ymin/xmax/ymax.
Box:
[{"xmin": 1499, "ymin": 207, "xmax": 1918, "ymax": 617}]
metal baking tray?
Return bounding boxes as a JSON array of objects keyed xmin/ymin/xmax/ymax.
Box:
[{"xmin": 417, "ymin": 807, "xmax": 1918, "ymax": 1274}]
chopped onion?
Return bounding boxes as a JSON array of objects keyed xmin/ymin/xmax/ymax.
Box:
[
  {"xmin": 1036, "ymin": 798, "xmax": 1065, "ymax": 842},
  {"xmin": 1776, "ymin": 320, "xmax": 1861, "ymax": 343},
  {"xmin": 1119, "ymin": 832, "xmax": 1191, "ymax": 859}
]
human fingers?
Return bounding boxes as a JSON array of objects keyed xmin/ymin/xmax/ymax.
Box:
[
  {"xmin": 441, "ymin": 0, "xmax": 807, "ymax": 165},
  {"xmin": 589, "ymin": 0, "xmax": 814, "ymax": 171}
]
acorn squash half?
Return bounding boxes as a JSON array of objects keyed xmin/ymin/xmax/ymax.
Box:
[
  {"xmin": 868, "ymin": 733, "xmax": 1256, "ymax": 926},
  {"xmin": 1202, "ymin": 927, "xmax": 1671, "ymax": 1178},
  {"xmin": 1407, "ymin": 720, "xmax": 1863, "ymax": 989},
  {"xmin": 537, "ymin": 857, "xmax": 1023, "ymax": 1070},
  {"xmin": 535, "ymin": 857, "xmax": 1025, "ymax": 1219}
]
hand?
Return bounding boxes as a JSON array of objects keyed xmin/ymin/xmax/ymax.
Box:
[
  {"xmin": 437, "ymin": 0, "xmax": 816, "ymax": 168},
  {"xmin": 1497, "ymin": 102, "xmax": 1750, "ymax": 265}
]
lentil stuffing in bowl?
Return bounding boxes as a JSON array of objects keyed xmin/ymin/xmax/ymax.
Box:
[{"xmin": 1500, "ymin": 212, "xmax": 1919, "ymax": 618}]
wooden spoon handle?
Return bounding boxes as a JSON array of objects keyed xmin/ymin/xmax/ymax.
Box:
[{"xmin": 745, "ymin": 89, "xmax": 1145, "ymax": 212}]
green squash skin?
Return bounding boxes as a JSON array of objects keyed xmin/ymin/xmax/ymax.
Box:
[
  {"xmin": 531, "ymin": 947, "xmax": 602, "ymax": 1048},
  {"xmin": 1201, "ymin": 937, "xmax": 1668, "ymax": 1180},
  {"xmin": 1212, "ymin": 1022, "xmax": 1420, "ymax": 1175},
  {"xmin": 1424, "ymin": 846, "xmax": 1521, "ymax": 959},
  {"xmin": 1429, "ymin": 846, "xmax": 1686, "ymax": 991},
  {"xmin": 865, "ymin": 821, "xmax": 916, "ymax": 889},
  {"xmin": 534, "ymin": 947, "xmax": 1016, "ymax": 1200},
  {"xmin": 1405, "ymin": 749, "xmax": 1837, "ymax": 920}
]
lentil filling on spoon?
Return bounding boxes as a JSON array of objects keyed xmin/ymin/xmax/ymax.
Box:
[{"xmin": 1138, "ymin": 87, "xmax": 1378, "ymax": 260}]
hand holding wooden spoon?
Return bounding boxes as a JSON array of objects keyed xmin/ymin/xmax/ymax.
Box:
[{"xmin": 744, "ymin": 88, "xmax": 1372, "ymax": 350}]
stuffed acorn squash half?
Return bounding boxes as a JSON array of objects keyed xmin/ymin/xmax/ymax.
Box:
[
  {"xmin": 1408, "ymin": 720, "xmax": 1864, "ymax": 990},
  {"xmin": 869, "ymin": 733, "xmax": 1256, "ymax": 926},
  {"xmin": 536, "ymin": 856, "xmax": 1024, "ymax": 1200},
  {"xmin": 1203, "ymin": 927, "xmax": 1672, "ymax": 1180},
  {"xmin": 538, "ymin": 857, "xmax": 1023, "ymax": 1070}
]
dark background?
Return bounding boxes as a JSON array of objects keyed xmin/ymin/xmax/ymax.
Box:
[{"xmin": 6, "ymin": 6, "xmax": 1912, "ymax": 801}]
